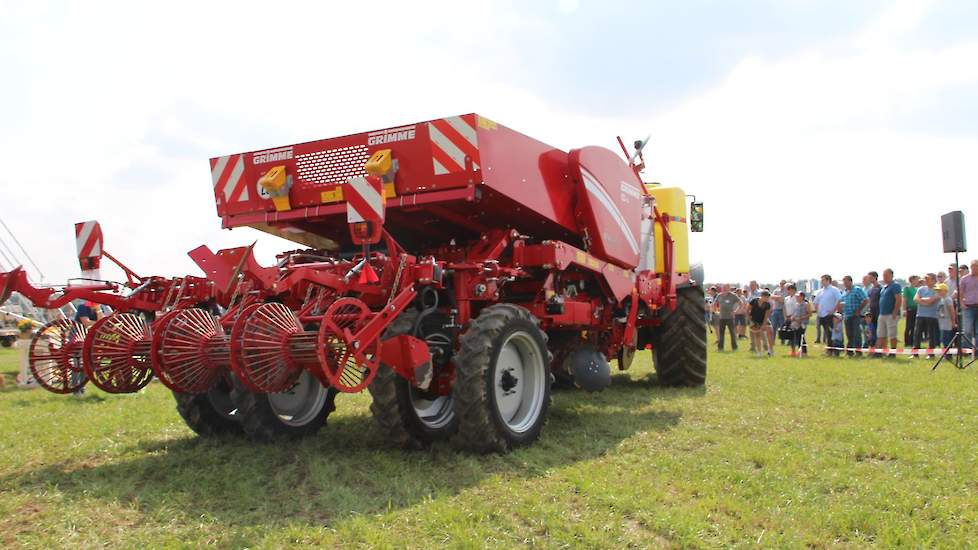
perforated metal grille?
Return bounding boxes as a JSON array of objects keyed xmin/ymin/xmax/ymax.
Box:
[{"xmin": 295, "ymin": 145, "xmax": 369, "ymax": 186}]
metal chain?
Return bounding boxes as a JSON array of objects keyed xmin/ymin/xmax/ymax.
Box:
[
  {"xmin": 171, "ymin": 278, "xmax": 188, "ymax": 309},
  {"xmin": 387, "ymin": 254, "xmax": 407, "ymax": 306},
  {"xmin": 229, "ymin": 274, "xmax": 245, "ymax": 308},
  {"xmin": 161, "ymin": 278, "xmax": 178, "ymax": 311}
]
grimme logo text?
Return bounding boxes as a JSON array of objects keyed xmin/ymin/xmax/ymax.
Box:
[
  {"xmin": 367, "ymin": 126, "xmax": 416, "ymax": 145},
  {"xmin": 253, "ymin": 147, "xmax": 294, "ymax": 165}
]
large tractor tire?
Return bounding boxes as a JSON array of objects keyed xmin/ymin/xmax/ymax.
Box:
[
  {"xmin": 230, "ymin": 370, "xmax": 336, "ymax": 442},
  {"xmin": 368, "ymin": 310, "xmax": 458, "ymax": 448},
  {"xmin": 173, "ymin": 376, "xmax": 243, "ymax": 437},
  {"xmin": 651, "ymin": 286, "xmax": 708, "ymax": 387},
  {"xmin": 452, "ymin": 304, "xmax": 552, "ymax": 453}
]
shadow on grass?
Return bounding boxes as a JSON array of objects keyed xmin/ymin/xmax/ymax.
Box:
[
  {"xmin": 607, "ymin": 372, "xmax": 709, "ymax": 399},
  {"xmin": 3, "ymin": 392, "xmax": 107, "ymax": 404},
  {"xmin": 0, "ymin": 386, "xmax": 683, "ymax": 528}
]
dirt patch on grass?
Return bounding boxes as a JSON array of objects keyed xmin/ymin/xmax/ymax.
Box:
[{"xmin": 854, "ymin": 451, "xmax": 897, "ymax": 463}]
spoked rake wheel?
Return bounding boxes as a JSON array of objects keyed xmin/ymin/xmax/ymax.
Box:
[
  {"xmin": 29, "ymin": 319, "xmax": 88, "ymax": 394},
  {"xmin": 83, "ymin": 313, "xmax": 154, "ymax": 393},
  {"xmin": 151, "ymin": 308, "xmax": 228, "ymax": 393},
  {"xmin": 234, "ymin": 303, "xmax": 313, "ymax": 393},
  {"xmin": 317, "ymin": 297, "xmax": 379, "ymax": 393}
]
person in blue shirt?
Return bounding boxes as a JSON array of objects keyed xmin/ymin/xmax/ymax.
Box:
[
  {"xmin": 875, "ymin": 268, "xmax": 902, "ymax": 353},
  {"xmin": 74, "ymin": 301, "xmax": 99, "ymax": 326},
  {"xmin": 838, "ymin": 275, "xmax": 868, "ymax": 356},
  {"xmin": 913, "ymin": 273, "xmax": 941, "ymax": 356},
  {"xmin": 70, "ymin": 301, "xmax": 100, "ymax": 396}
]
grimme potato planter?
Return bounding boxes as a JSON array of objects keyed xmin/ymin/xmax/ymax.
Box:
[{"xmin": 0, "ymin": 114, "xmax": 706, "ymax": 452}]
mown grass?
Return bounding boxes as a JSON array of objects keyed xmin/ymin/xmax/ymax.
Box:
[{"xmin": 1, "ymin": 330, "xmax": 976, "ymax": 548}]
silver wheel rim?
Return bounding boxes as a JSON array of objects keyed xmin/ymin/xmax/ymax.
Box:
[
  {"xmin": 410, "ymin": 390, "xmax": 454, "ymax": 429},
  {"xmin": 267, "ymin": 370, "xmax": 328, "ymax": 427},
  {"xmin": 207, "ymin": 389, "xmax": 238, "ymax": 420},
  {"xmin": 493, "ymin": 330, "xmax": 546, "ymax": 434},
  {"xmin": 409, "ymin": 330, "xmax": 454, "ymax": 430},
  {"xmin": 206, "ymin": 377, "xmax": 238, "ymax": 420}
]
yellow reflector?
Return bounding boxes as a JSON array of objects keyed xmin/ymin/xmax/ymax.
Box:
[
  {"xmin": 321, "ymin": 187, "xmax": 344, "ymax": 203},
  {"xmin": 365, "ymin": 149, "xmax": 393, "ymax": 177},
  {"xmin": 258, "ymin": 165, "xmax": 288, "ymax": 193}
]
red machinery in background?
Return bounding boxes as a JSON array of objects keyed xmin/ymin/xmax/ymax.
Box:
[{"xmin": 0, "ymin": 114, "xmax": 705, "ymax": 452}]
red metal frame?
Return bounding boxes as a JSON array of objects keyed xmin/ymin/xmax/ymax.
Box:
[{"xmin": 2, "ymin": 114, "xmax": 694, "ymax": 397}]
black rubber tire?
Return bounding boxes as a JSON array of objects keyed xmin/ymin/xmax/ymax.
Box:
[
  {"xmin": 172, "ymin": 377, "xmax": 243, "ymax": 437},
  {"xmin": 368, "ymin": 310, "xmax": 458, "ymax": 448},
  {"xmin": 452, "ymin": 304, "xmax": 552, "ymax": 453},
  {"xmin": 651, "ymin": 286, "xmax": 708, "ymax": 387},
  {"xmin": 229, "ymin": 374, "xmax": 336, "ymax": 443},
  {"xmin": 0, "ymin": 336, "xmax": 13, "ymax": 348}
]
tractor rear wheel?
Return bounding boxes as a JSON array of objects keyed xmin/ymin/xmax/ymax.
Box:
[
  {"xmin": 651, "ymin": 286, "xmax": 708, "ymax": 387},
  {"xmin": 230, "ymin": 370, "xmax": 336, "ymax": 442},
  {"xmin": 173, "ymin": 376, "xmax": 243, "ymax": 436},
  {"xmin": 369, "ymin": 309, "xmax": 457, "ymax": 448},
  {"xmin": 452, "ymin": 304, "xmax": 552, "ymax": 453}
]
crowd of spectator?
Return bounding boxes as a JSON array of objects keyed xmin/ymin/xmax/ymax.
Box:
[{"xmin": 705, "ymin": 259, "xmax": 978, "ymax": 359}]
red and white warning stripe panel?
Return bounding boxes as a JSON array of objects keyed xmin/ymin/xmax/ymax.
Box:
[
  {"xmin": 210, "ymin": 154, "xmax": 248, "ymax": 204},
  {"xmin": 75, "ymin": 221, "xmax": 102, "ymax": 260},
  {"xmin": 825, "ymin": 346, "xmax": 975, "ymax": 356},
  {"xmin": 345, "ymin": 175, "xmax": 385, "ymax": 224},
  {"xmin": 427, "ymin": 115, "xmax": 481, "ymax": 175}
]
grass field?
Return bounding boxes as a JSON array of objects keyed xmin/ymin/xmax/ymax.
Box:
[{"xmin": 1, "ymin": 331, "xmax": 977, "ymax": 548}]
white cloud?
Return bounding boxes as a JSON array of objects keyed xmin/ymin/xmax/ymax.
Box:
[{"xmin": 643, "ymin": 2, "xmax": 978, "ymax": 283}]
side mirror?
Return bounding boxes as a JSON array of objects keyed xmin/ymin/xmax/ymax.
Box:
[{"xmin": 690, "ymin": 202, "xmax": 704, "ymax": 232}]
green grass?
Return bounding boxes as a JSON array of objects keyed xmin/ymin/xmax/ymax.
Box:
[{"xmin": 1, "ymin": 332, "xmax": 977, "ymax": 548}]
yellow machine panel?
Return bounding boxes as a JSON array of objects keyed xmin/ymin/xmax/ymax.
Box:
[{"xmin": 645, "ymin": 185, "xmax": 690, "ymax": 274}]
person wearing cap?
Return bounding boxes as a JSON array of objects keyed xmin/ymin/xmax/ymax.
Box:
[
  {"xmin": 875, "ymin": 268, "xmax": 902, "ymax": 355},
  {"xmin": 74, "ymin": 300, "xmax": 99, "ymax": 328},
  {"xmin": 935, "ymin": 283, "xmax": 956, "ymax": 347},
  {"xmin": 958, "ymin": 260, "xmax": 978, "ymax": 348},
  {"xmin": 913, "ymin": 273, "xmax": 941, "ymax": 356},
  {"xmin": 947, "ymin": 264, "xmax": 959, "ymax": 295}
]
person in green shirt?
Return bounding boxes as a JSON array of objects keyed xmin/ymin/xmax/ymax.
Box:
[{"xmin": 903, "ymin": 275, "xmax": 920, "ymax": 347}]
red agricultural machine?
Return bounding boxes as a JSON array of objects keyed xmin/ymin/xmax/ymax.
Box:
[{"xmin": 0, "ymin": 114, "xmax": 706, "ymax": 452}]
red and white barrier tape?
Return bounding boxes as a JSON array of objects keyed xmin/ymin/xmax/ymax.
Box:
[{"xmin": 824, "ymin": 346, "xmax": 975, "ymax": 355}]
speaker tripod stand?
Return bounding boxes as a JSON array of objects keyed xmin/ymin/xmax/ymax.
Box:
[{"xmin": 932, "ymin": 250, "xmax": 976, "ymax": 371}]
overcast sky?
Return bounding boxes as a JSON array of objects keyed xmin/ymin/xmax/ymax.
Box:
[{"xmin": 1, "ymin": 0, "xmax": 976, "ymax": 286}]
